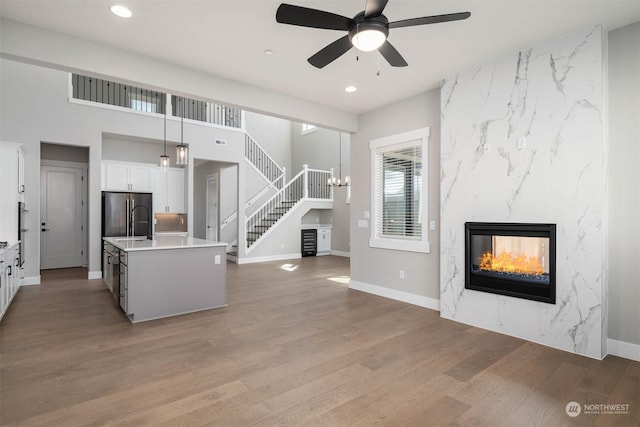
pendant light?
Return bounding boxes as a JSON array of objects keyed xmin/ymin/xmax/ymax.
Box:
[
  {"xmin": 328, "ymin": 132, "xmax": 350, "ymax": 187},
  {"xmin": 176, "ymin": 97, "xmax": 188, "ymax": 166},
  {"xmin": 160, "ymin": 106, "xmax": 169, "ymax": 172}
]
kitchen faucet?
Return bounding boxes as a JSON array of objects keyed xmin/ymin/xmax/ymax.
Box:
[{"xmin": 131, "ymin": 204, "xmax": 151, "ymax": 239}]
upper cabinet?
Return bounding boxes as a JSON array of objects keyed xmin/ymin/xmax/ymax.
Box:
[
  {"xmin": 102, "ymin": 160, "xmax": 185, "ymax": 213},
  {"xmin": 0, "ymin": 142, "xmax": 23, "ymax": 242},
  {"xmin": 153, "ymin": 168, "xmax": 186, "ymax": 213},
  {"xmin": 102, "ymin": 161, "xmax": 154, "ymax": 192}
]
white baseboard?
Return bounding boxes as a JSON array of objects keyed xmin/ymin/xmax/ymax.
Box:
[
  {"xmin": 349, "ymin": 280, "xmax": 440, "ymax": 311},
  {"xmin": 88, "ymin": 271, "xmax": 102, "ymax": 280},
  {"xmin": 330, "ymin": 250, "xmax": 350, "ymax": 258},
  {"xmin": 20, "ymin": 276, "xmax": 41, "ymax": 286},
  {"xmin": 237, "ymin": 253, "xmax": 302, "ymax": 265},
  {"xmin": 607, "ymin": 338, "xmax": 640, "ymax": 362}
]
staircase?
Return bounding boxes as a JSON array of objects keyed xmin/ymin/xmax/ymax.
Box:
[
  {"xmin": 224, "ymin": 132, "xmax": 333, "ymax": 259},
  {"xmin": 246, "ymin": 200, "xmax": 297, "ymax": 246},
  {"xmin": 245, "ymin": 165, "xmax": 332, "ymax": 252}
]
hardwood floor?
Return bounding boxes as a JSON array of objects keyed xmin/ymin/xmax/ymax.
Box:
[{"xmin": 1, "ymin": 256, "xmax": 638, "ymax": 426}]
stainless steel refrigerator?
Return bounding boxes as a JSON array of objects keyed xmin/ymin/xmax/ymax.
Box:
[{"xmin": 102, "ymin": 192, "xmax": 153, "ymax": 239}]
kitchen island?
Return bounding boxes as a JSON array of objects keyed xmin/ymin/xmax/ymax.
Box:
[{"xmin": 103, "ymin": 235, "xmax": 227, "ymax": 323}]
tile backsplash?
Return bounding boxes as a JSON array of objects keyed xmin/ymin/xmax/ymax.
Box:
[{"xmin": 155, "ymin": 213, "xmax": 187, "ymax": 233}]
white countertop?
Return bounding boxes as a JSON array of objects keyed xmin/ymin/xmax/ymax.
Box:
[
  {"xmin": 104, "ymin": 236, "xmax": 227, "ymax": 252},
  {"xmin": 300, "ymin": 224, "xmax": 332, "ymax": 230},
  {"xmin": 0, "ymin": 241, "xmax": 19, "ymax": 258}
]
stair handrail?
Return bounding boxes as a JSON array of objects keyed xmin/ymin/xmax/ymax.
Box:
[
  {"xmin": 245, "ymin": 165, "xmax": 333, "ymax": 250},
  {"xmin": 245, "ymin": 167, "xmax": 306, "ymax": 229},
  {"xmin": 245, "ymin": 132, "xmax": 286, "ymax": 189}
]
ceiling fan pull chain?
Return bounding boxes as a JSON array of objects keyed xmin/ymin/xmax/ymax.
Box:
[{"xmin": 377, "ymin": 51, "xmax": 381, "ymax": 76}]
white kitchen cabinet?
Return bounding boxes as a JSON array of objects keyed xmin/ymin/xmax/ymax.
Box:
[
  {"xmin": 1, "ymin": 244, "xmax": 20, "ymax": 322},
  {"xmin": 102, "ymin": 161, "xmax": 154, "ymax": 192},
  {"xmin": 0, "ymin": 142, "xmax": 22, "ymax": 243},
  {"xmin": 153, "ymin": 167, "xmax": 185, "ymax": 213},
  {"xmin": 317, "ymin": 227, "xmax": 331, "ymax": 255}
]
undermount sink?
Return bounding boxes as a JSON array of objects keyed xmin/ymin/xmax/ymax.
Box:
[{"xmin": 113, "ymin": 236, "xmax": 148, "ymax": 242}]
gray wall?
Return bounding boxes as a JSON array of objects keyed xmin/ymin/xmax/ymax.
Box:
[
  {"xmin": 607, "ymin": 22, "xmax": 640, "ymax": 346},
  {"xmin": 244, "ymin": 111, "xmax": 292, "ymax": 177},
  {"xmin": 102, "ymin": 135, "xmax": 179, "ymax": 164},
  {"xmin": 292, "ymin": 125, "xmax": 351, "ymax": 254},
  {"xmin": 291, "ymin": 124, "xmax": 350, "ymax": 178},
  {"xmin": 350, "ymin": 90, "xmax": 441, "ymax": 300},
  {"xmin": 41, "ymin": 142, "xmax": 89, "ymax": 163}
]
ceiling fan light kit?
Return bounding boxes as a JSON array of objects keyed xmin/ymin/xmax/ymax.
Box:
[
  {"xmin": 349, "ymin": 14, "xmax": 389, "ymax": 52},
  {"xmin": 276, "ymin": 0, "xmax": 470, "ymax": 69}
]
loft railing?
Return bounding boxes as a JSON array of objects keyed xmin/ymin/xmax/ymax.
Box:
[
  {"xmin": 245, "ymin": 165, "xmax": 332, "ymax": 250},
  {"xmin": 71, "ymin": 74, "xmax": 243, "ymax": 129},
  {"xmin": 172, "ymin": 96, "xmax": 242, "ymax": 129},
  {"xmin": 71, "ymin": 74, "xmax": 166, "ymax": 113}
]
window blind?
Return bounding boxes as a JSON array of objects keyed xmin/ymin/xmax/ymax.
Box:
[{"xmin": 374, "ymin": 142, "xmax": 423, "ymax": 239}]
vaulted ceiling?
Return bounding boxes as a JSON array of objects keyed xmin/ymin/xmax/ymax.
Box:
[{"xmin": 1, "ymin": 1, "xmax": 638, "ymax": 115}]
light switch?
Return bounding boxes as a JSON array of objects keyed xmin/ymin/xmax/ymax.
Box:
[
  {"xmin": 363, "ymin": 211, "xmax": 370, "ymax": 219},
  {"xmin": 517, "ymin": 136, "xmax": 527, "ymax": 150},
  {"xmin": 429, "ymin": 220, "xmax": 436, "ymax": 230},
  {"xmin": 215, "ymin": 255, "xmax": 221, "ymax": 264}
]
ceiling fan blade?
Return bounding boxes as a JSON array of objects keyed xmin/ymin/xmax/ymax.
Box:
[
  {"xmin": 308, "ymin": 35, "xmax": 353, "ymax": 68},
  {"xmin": 364, "ymin": 0, "xmax": 389, "ymax": 18},
  {"xmin": 276, "ymin": 3, "xmax": 353, "ymax": 30},
  {"xmin": 378, "ymin": 41, "xmax": 408, "ymax": 67},
  {"xmin": 389, "ymin": 12, "xmax": 471, "ymax": 29}
]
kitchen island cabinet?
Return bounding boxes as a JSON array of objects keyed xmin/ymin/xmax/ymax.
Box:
[{"xmin": 103, "ymin": 236, "xmax": 227, "ymax": 323}]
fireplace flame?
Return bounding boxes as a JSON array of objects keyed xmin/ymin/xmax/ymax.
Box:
[{"xmin": 479, "ymin": 251, "xmax": 544, "ymax": 276}]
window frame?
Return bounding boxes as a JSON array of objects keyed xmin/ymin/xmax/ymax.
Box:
[
  {"xmin": 301, "ymin": 123, "xmax": 317, "ymax": 135},
  {"xmin": 369, "ymin": 127, "xmax": 430, "ymax": 253}
]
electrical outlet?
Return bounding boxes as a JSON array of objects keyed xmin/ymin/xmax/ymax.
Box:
[
  {"xmin": 400, "ymin": 270, "xmax": 405, "ymax": 279},
  {"xmin": 483, "ymin": 144, "xmax": 491, "ymax": 153},
  {"xmin": 358, "ymin": 220, "xmax": 368, "ymax": 228}
]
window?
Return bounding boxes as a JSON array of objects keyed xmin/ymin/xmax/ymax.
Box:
[
  {"xmin": 370, "ymin": 128, "xmax": 430, "ymax": 253},
  {"xmin": 301, "ymin": 123, "xmax": 317, "ymax": 134}
]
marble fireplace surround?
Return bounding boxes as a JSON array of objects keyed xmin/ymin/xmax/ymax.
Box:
[{"xmin": 440, "ymin": 25, "xmax": 606, "ymax": 359}]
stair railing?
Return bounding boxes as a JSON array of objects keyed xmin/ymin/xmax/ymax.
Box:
[
  {"xmin": 245, "ymin": 133, "xmax": 285, "ymax": 189},
  {"xmin": 245, "ymin": 165, "xmax": 332, "ymax": 250}
]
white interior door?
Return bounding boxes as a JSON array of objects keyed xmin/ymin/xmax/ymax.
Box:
[
  {"xmin": 40, "ymin": 165, "xmax": 84, "ymax": 269},
  {"xmin": 206, "ymin": 174, "xmax": 219, "ymax": 241}
]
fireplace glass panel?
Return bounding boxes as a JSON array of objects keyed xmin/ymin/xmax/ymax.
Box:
[{"xmin": 470, "ymin": 235, "xmax": 550, "ymax": 284}]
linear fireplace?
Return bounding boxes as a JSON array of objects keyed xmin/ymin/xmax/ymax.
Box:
[{"xmin": 465, "ymin": 222, "xmax": 556, "ymax": 304}]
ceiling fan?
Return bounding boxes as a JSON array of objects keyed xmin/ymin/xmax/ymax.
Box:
[{"xmin": 276, "ymin": 0, "xmax": 471, "ymax": 69}]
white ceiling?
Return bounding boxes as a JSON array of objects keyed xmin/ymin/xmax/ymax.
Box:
[{"xmin": 1, "ymin": 1, "xmax": 639, "ymax": 115}]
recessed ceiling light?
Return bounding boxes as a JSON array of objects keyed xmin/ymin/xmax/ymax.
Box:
[
  {"xmin": 264, "ymin": 49, "xmax": 273, "ymax": 55},
  {"xmin": 111, "ymin": 5, "xmax": 132, "ymax": 18},
  {"xmin": 345, "ymin": 86, "xmax": 357, "ymax": 93}
]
